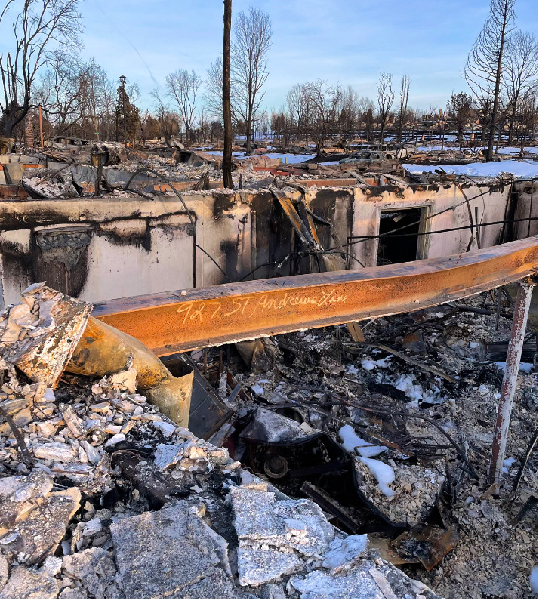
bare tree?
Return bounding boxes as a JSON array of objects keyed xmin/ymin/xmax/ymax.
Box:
[
  {"xmin": 223, "ymin": 0, "xmax": 233, "ymax": 189},
  {"xmin": 231, "ymin": 6, "xmax": 272, "ymax": 154},
  {"xmin": 73, "ymin": 59, "xmax": 117, "ymax": 141},
  {"xmin": 504, "ymin": 30, "xmax": 538, "ymax": 144},
  {"xmin": 151, "ymin": 88, "xmax": 180, "ymax": 146},
  {"xmin": 34, "ymin": 51, "xmax": 85, "ymax": 135},
  {"xmin": 465, "ymin": 0, "xmax": 516, "ymax": 160},
  {"xmin": 338, "ymin": 85, "xmax": 360, "ymax": 144},
  {"xmin": 271, "ymin": 109, "xmax": 292, "ymax": 147},
  {"xmin": 447, "ymin": 91, "xmax": 474, "ymax": 148},
  {"xmin": 205, "ymin": 57, "xmax": 224, "ymax": 122},
  {"xmin": 0, "ymin": 0, "xmax": 82, "ymax": 138},
  {"xmin": 397, "ymin": 75, "xmax": 410, "ymax": 142},
  {"xmin": 518, "ymin": 91, "xmax": 537, "ymax": 147},
  {"xmin": 166, "ymin": 69, "xmax": 202, "ymax": 146},
  {"xmin": 357, "ymin": 97, "xmax": 375, "ymax": 142},
  {"xmin": 377, "ymin": 73, "xmax": 394, "ymax": 145},
  {"xmin": 302, "ymin": 80, "xmax": 341, "ymax": 155},
  {"xmin": 286, "ymin": 83, "xmax": 314, "ymax": 143}
]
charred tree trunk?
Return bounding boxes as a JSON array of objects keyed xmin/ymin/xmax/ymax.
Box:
[
  {"xmin": 223, "ymin": 0, "xmax": 233, "ymax": 189},
  {"xmin": 486, "ymin": 3, "xmax": 511, "ymax": 161}
]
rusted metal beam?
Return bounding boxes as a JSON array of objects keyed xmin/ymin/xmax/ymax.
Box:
[{"xmin": 93, "ymin": 237, "xmax": 538, "ymax": 356}]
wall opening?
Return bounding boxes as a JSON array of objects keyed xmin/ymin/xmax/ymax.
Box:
[{"xmin": 376, "ymin": 208, "xmax": 424, "ymax": 265}]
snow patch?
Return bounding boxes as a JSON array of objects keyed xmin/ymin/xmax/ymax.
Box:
[
  {"xmin": 361, "ymin": 357, "xmax": 391, "ymax": 371},
  {"xmin": 404, "ymin": 160, "xmax": 538, "ymax": 179},
  {"xmin": 359, "ymin": 457, "xmax": 395, "ymax": 498},
  {"xmin": 339, "ymin": 425, "xmax": 387, "ymax": 458},
  {"xmin": 530, "ymin": 565, "xmax": 538, "ymax": 594}
]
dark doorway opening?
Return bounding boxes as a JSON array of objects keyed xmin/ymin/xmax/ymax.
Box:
[{"xmin": 376, "ymin": 208, "xmax": 423, "ymax": 265}]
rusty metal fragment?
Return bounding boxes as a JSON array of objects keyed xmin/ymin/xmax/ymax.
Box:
[
  {"xmin": 392, "ymin": 525, "xmax": 460, "ymax": 571},
  {"xmin": 93, "ymin": 237, "xmax": 538, "ymax": 356},
  {"xmin": 0, "ymin": 283, "xmax": 92, "ymax": 388},
  {"xmin": 67, "ymin": 317, "xmax": 194, "ymax": 427}
]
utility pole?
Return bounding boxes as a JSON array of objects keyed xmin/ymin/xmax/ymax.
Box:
[
  {"xmin": 120, "ymin": 75, "xmax": 128, "ymax": 148},
  {"xmin": 222, "ymin": 0, "xmax": 233, "ymax": 189}
]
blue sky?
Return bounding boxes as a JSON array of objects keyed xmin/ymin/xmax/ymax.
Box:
[{"xmin": 4, "ymin": 0, "xmax": 538, "ymax": 113}]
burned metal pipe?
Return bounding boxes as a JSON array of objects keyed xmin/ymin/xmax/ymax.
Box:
[
  {"xmin": 489, "ymin": 278, "xmax": 535, "ymax": 485},
  {"xmin": 0, "ymin": 285, "xmax": 193, "ymax": 428}
]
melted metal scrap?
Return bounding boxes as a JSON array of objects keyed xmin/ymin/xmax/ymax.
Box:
[{"xmin": 0, "ymin": 284, "xmax": 92, "ymax": 388}]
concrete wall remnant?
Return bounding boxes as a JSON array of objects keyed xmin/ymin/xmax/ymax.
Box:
[{"xmin": 0, "ymin": 180, "xmax": 532, "ymax": 306}]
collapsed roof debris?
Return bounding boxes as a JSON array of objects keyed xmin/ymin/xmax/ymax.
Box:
[
  {"xmin": 1, "ymin": 264, "xmax": 538, "ymax": 597},
  {"xmin": 0, "ymin": 286, "xmax": 455, "ymax": 599}
]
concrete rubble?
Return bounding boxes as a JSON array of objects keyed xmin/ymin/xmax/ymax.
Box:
[{"xmin": 0, "ymin": 288, "xmax": 453, "ymax": 599}]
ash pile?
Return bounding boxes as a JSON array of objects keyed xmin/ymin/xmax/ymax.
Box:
[{"xmin": 1, "ymin": 284, "xmax": 538, "ymax": 598}]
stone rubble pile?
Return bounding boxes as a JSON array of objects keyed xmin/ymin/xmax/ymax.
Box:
[{"xmin": 0, "ymin": 349, "xmax": 443, "ymax": 598}]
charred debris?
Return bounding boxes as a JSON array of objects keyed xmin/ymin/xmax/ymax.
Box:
[
  {"xmin": 0, "ymin": 274, "xmax": 537, "ymax": 598},
  {"xmin": 1, "ymin": 141, "xmax": 538, "ymax": 598}
]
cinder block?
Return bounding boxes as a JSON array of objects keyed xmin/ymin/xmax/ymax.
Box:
[{"xmin": 4, "ymin": 162, "xmax": 23, "ymax": 184}]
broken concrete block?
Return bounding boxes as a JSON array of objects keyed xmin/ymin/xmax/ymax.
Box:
[
  {"xmin": 58, "ymin": 589, "xmax": 88, "ymax": 599},
  {"xmin": 36, "ymin": 422, "xmax": 57, "ymax": 438},
  {"xmin": 231, "ymin": 486, "xmax": 334, "ymax": 558},
  {"xmin": 34, "ymin": 442, "xmax": 77, "ymax": 462},
  {"xmin": 290, "ymin": 556, "xmax": 443, "ymax": 599},
  {"xmin": 107, "ymin": 368, "xmax": 137, "ymax": 394},
  {"xmin": 260, "ymin": 584, "xmax": 287, "ymax": 599},
  {"xmin": 62, "ymin": 547, "xmax": 123, "ymax": 599},
  {"xmin": 110, "ymin": 501, "xmax": 240, "ymax": 599},
  {"xmin": 230, "ymin": 485, "xmax": 335, "ymax": 586},
  {"xmin": 3, "ymin": 163, "xmax": 23, "ymax": 185},
  {"xmin": 237, "ymin": 546, "xmax": 302, "ymax": 587},
  {"xmin": 353, "ymin": 458, "xmax": 445, "ymax": 527},
  {"xmin": 42, "ymin": 556, "xmax": 63, "ymax": 577},
  {"xmin": 153, "ymin": 439, "xmax": 232, "ymax": 473},
  {"xmin": 0, "ymin": 554, "xmax": 7, "ymax": 590},
  {"xmin": 1, "ymin": 487, "xmax": 81, "ymax": 565},
  {"xmin": 0, "ymin": 284, "xmax": 92, "ymax": 389},
  {"xmin": 0, "ymin": 566, "xmax": 59, "ymax": 599},
  {"xmin": 290, "ymin": 565, "xmax": 382, "ymax": 599},
  {"xmin": 321, "ymin": 535, "xmax": 368, "ymax": 569},
  {"xmin": 60, "ymin": 406, "xmax": 84, "ymax": 438},
  {"xmin": 0, "ymin": 470, "xmax": 53, "ymax": 503},
  {"xmin": 240, "ymin": 407, "xmax": 315, "ymax": 444},
  {"xmin": 0, "ymin": 470, "xmax": 54, "ymax": 533}
]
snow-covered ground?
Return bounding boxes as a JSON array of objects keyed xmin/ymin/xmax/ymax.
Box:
[
  {"xmin": 205, "ymin": 151, "xmax": 315, "ymax": 164},
  {"xmin": 205, "ymin": 150, "xmax": 246, "ymax": 158},
  {"xmin": 264, "ymin": 152, "xmax": 316, "ymax": 164},
  {"xmin": 415, "ymin": 145, "xmax": 538, "ymax": 155},
  {"xmin": 403, "ymin": 160, "xmax": 538, "ymax": 179}
]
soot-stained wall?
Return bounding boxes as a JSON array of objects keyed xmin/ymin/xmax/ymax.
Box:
[{"xmin": 0, "ymin": 181, "xmax": 523, "ymax": 306}]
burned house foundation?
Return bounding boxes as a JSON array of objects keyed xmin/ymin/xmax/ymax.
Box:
[
  {"xmin": 0, "ymin": 178, "xmax": 536, "ymax": 307},
  {"xmin": 2, "ymin": 173, "xmax": 538, "ymax": 599}
]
